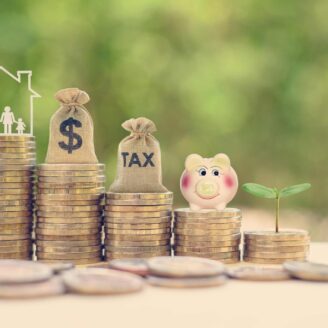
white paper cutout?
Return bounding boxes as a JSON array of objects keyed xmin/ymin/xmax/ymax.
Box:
[{"xmin": 0, "ymin": 66, "xmax": 41, "ymax": 136}]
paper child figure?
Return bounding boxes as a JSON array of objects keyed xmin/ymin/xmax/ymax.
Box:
[
  {"xmin": 16, "ymin": 118, "xmax": 26, "ymax": 134},
  {"xmin": 0, "ymin": 106, "xmax": 16, "ymax": 134}
]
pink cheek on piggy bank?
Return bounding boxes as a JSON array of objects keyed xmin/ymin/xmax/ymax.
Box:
[
  {"xmin": 224, "ymin": 175, "xmax": 234, "ymax": 188},
  {"xmin": 181, "ymin": 172, "xmax": 191, "ymax": 190}
]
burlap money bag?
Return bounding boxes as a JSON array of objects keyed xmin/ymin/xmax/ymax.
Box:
[
  {"xmin": 109, "ymin": 117, "xmax": 168, "ymax": 193},
  {"xmin": 45, "ymin": 88, "xmax": 98, "ymax": 164}
]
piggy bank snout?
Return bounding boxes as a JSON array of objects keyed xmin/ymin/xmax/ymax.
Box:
[{"xmin": 195, "ymin": 179, "xmax": 220, "ymax": 199}]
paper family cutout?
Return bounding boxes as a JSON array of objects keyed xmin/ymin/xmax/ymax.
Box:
[{"xmin": 0, "ymin": 106, "xmax": 26, "ymax": 134}]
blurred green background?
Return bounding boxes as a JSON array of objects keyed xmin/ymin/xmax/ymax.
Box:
[{"xmin": 0, "ymin": 0, "xmax": 327, "ymax": 239}]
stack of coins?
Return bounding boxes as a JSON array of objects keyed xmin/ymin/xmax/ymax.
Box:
[
  {"xmin": 35, "ymin": 164, "xmax": 105, "ymax": 265},
  {"xmin": 104, "ymin": 192, "xmax": 173, "ymax": 259},
  {"xmin": 243, "ymin": 230, "xmax": 310, "ymax": 264},
  {"xmin": 0, "ymin": 135, "xmax": 35, "ymax": 260},
  {"xmin": 173, "ymin": 208, "xmax": 242, "ymax": 264}
]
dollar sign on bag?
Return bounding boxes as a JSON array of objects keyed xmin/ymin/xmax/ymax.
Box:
[{"xmin": 58, "ymin": 117, "xmax": 83, "ymax": 154}]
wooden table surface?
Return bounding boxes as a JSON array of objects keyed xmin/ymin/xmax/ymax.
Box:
[{"xmin": 2, "ymin": 242, "xmax": 328, "ymax": 328}]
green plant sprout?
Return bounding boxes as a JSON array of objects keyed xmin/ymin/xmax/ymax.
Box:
[{"xmin": 242, "ymin": 183, "xmax": 311, "ymax": 233}]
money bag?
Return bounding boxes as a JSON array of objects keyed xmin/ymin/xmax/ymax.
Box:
[
  {"xmin": 109, "ymin": 117, "xmax": 168, "ymax": 193},
  {"xmin": 45, "ymin": 88, "xmax": 98, "ymax": 164}
]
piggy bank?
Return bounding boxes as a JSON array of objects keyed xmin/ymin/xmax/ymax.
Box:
[{"xmin": 180, "ymin": 153, "xmax": 238, "ymax": 210}]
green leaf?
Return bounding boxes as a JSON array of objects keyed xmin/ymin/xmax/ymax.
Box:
[
  {"xmin": 242, "ymin": 183, "xmax": 277, "ymax": 199},
  {"xmin": 279, "ymin": 183, "xmax": 311, "ymax": 198}
]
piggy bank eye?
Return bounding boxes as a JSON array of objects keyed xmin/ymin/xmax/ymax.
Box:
[
  {"xmin": 212, "ymin": 169, "xmax": 220, "ymax": 176},
  {"xmin": 198, "ymin": 167, "xmax": 207, "ymax": 176}
]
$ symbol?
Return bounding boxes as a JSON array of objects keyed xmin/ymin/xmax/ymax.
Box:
[{"xmin": 58, "ymin": 117, "xmax": 83, "ymax": 154}]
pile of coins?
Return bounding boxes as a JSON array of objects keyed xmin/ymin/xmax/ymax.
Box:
[
  {"xmin": 243, "ymin": 230, "xmax": 310, "ymax": 264},
  {"xmin": 104, "ymin": 192, "xmax": 173, "ymax": 259},
  {"xmin": 0, "ymin": 135, "xmax": 35, "ymax": 260},
  {"xmin": 35, "ymin": 164, "xmax": 105, "ymax": 264},
  {"xmin": 173, "ymin": 208, "xmax": 242, "ymax": 263}
]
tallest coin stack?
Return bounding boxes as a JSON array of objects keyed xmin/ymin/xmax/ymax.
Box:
[{"xmin": 0, "ymin": 135, "xmax": 35, "ymax": 260}]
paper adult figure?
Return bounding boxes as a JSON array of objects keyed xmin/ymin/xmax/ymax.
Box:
[
  {"xmin": 16, "ymin": 118, "xmax": 26, "ymax": 134},
  {"xmin": 0, "ymin": 106, "xmax": 16, "ymax": 134}
]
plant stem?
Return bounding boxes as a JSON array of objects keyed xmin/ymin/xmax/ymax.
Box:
[{"xmin": 275, "ymin": 196, "xmax": 280, "ymax": 233}]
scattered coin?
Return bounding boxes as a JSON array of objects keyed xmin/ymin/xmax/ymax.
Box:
[
  {"xmin": 109, "ymin": 258, "xmax": 149, "ymax": 276},
  {"xmin": 283, "ymin": 261, "xmax": 328, "ymax": 282},
  {"xmin": 227, "ymin": 267, "xmax": 290, "ymax": 281},
  {"xmin": 45, "ymin": 262, "xmax": 75, "ymax": 274}
]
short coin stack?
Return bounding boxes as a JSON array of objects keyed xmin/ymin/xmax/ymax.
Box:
[
  {"xmin": 173, "ymin": 208, "xmax": 242, "ymax": 264},
  {"xmin": 104, "ymin": 192, "xmax": 173, "ymax": 259},
  {"xmin": 35, "ymin": 164, "xmax": 105, "ymax": 265},
  {"xmin": 0, "ymin": 135, "xmax": 35, "ymax": 260},
  {"xmin": 243, "ymin": 230, "xmax": 310, "ymax": 264}
]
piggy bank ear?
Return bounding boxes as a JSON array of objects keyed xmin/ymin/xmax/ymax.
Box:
[
  {"xmin": 212, "ymin": 153, "xmax": 231, "ymax": 172},
  {"xmin": 185, "ymin": 154, "xmax": 204, "ymax": 171}
]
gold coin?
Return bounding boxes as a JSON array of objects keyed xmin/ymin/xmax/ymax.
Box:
[
  {"xmin": 0, "ymin": 245, "xmax": 32, "ymax": 253},
  {"xmin": 283, "ymin": 261, "xmax": 328, "ymax": 282},
  {"xmin": 0, "ymin": 159, "xmax": 36, "ymax": 165},
  {"xmin": 174, "ymin": 251, "xmax": 240, "ymax": 259},
  {"xmin": 146, "ymin": 275, "xmax": 227, "ymax": 288},
  {"xmin": 105, "ymin": 228, "xmax": 171, "ymax": 235},
  {"xmin": 244, "ymin": 239, "xmax": 311, "ymax": 247},
  {"xmin": 0, "ymin": 170, "xmax": 34, "ymax": 177},
  {"xmin": 37, "ymin": 182, "xmax": 104, "ymax": 189},
  {"xmin": 174, "ymin": 245, "xmax": 240, "ymax": 253},
  {"xmin": 0, "ymin": 189, "xmax": 32, "ymax": 195},
  {"xmin": 0, "ymin": 181, "xmax": 33, "ymax": 188},
  {"xmin": 0, "ymin": 223, "xmax": 31, "ymax": 230},
  {"xmin": 0, "ymin": 205, "xmax": 32, "ymax": 212},
  {"xmin": 174, "ymin": 252, "xmax": 241, "ymax": 261},
  {"xmin": 227, "ymin": 267, "xmax": 290, "ymax": 281},
  {"xmin": 0, "ymin": 227, "xmax": 31, "ymax": 234},
  {"xmin": 174, "ymin": 216, "xmax": 242, "ymax": 224},
  {"xmin": 105, "ymin": 216, "xmax": 171, "ymax": 225},
  {"xmin": 37, "ymin": 170, "xmax": 104, "ymax": 177},
  {"xmin": 37, "ymin": 217, "xmax": 102, "ymax": 224},
  {"xmin": 147, "ymin": 256, "xmax": 225, "ymax": 278},
  {"xmin": 36, "ymin": 234, "xmax": 100, "ymax": 241},
  {"xmin": 36, "ymin": 239, "xmax": 101, "ymax": 247},
  {"xmin": 174, "ymin": 222, "xmax": 241, "ymax": 230},
  {"xmin": 37, "ymin": 211, "xmax": 102, "ymax": 218},
  {"xmin": 40, "ymin": 257, "xmax": 102, "ymax": 265},
  {"xmin": 244, "ymin": 257, "xmax": 306, "ymax": 264},
  {"xmin": 244, "ymin": 230, "xmax": 309, "ymax": 241},
  {"xmin": 0, "ymin": 165, "xmax": 35, "ymax": 171},
  {"xmin": 37, "ymin": 223, "xmax": 101, "ymax": 230},
  {"xmin": 106, "ymin": 198, "xmax": 173, "ymax": 206},
  {"xmin": 36, "ymin": 228, "xmax": 101, "ymax": 236},
  {"xmin": 244, "ymin": 251, "xmax": 308, "ymax": 259},
  {"xmin": 106, "ymin": 192, "xmax": 173, "ymax": 200},
  {"xmin": 0, "ymin": 135, "xmax": 35, "ymax": 141},
  {"xmin": 37, "ymin": 194, "xmax": 103, "ymax": 201},
  {"xmin": 174, "ymin": 239, "xmax": 240, "ymax": 247},
  {"xmin": 0, "ymin": 147, "xmax": 35, "ymax": 153},
  {"xmin": 106, "ymin": 245, "xmax": 170, "ymax": 253},
  {"xmin": 0, "ymin": 176, "xmax": 33, "ymax": 183},
  {"xmin": 38, "ymin": 187, "xmax": 105, "ymax": 194},
  {"xmin": 0, "ymin": 252, "xmax": 32, "ymax": 259},
  {"xmin": 105, "ymin": 205, "xmax": 172, "ymax": 212},
  {"xmin": 37, "ymin": 164, "xmax": 105, "ymax": 171},
  {"xmin": 221, "ymin": 258, "xmax": 240, "ymax": 264},
  {"xmin": 174, "ymin": 228, "xmax": 240, "ymax": 236},
  {"xmin": 0, "ymin": 234, "xmax": 31, "ymax": 241},
  {"xmin": 105, "ymin": 211, "xmax": 171, "ymax": 218},
  {"xmin": 36, "ymin": 251, "xmax": 101, "ymax": 260},
  {"xmin": 44, "ymin": 262, "xmax": 75, "ymax": 274},
  {"xmin": 39, "ymin": 176, "xmax": 105, "ymax": 183},
  {"xmin": 109, "ymin": 259, "xmax": 149, "ymax": 276},
  {"xmin": 36, "ymin": 199, "xmax": 100, "ymax": 206},
  {"xmin": 105, "ymin": 251, "xmax": 170, "ymax": 259},
  {"xmin": 175, "ymin": 233, "xmax": 241, "ymax": 242},
  {"xmin": 244, "ymin": 245, "xmax": 309, "ymax": 252},
  {"xmin": 105, "ymin": 240, "xmax": 170, "ymax": 247},
  {"xmin": 37, "ymin": 245, "xmax": 101, "ymax": 253},
  {"xmin": 0, "ymin": 153, "xmax": 35, "ymax": 159},
  {"xmin": 0, "ymin": 240, "xmax": 32, "ymax": 247},
  {"xmin": 0, "ymin": 141, "xmax": 35, "ymax": 147},
  {"xmin": 105, "ymin": 222, "xmax": 171, "ymax": 230},
  {"xmin": 37, "ymin": 205, "xmax": 101, "ymax": 212},
  {"xmin": 0, "ymin": 194, "xmax": 32, "ymax": 200},
  {"xmin": 174, "ymin": 208, "xmax": 241, "ymax": 218},
  {"xmin": 106, "ymin": 233, "xmax": 171, "ymax": 242},
  {"xmin": 0, "ymin": 199, "xmax": 31, "ymax": 206}
]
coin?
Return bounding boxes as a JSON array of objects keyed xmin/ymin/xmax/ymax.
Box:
[
  {"xmin": 174, "ymin": 246, "xmax": 239, "ymax": 253},
  {"xmin": 36, "ymin": 239, "xmax": 101, "ymax": 247},
  {"xmin": 45, "ymin": 262, "xmax": 75, "ymax": 274},
  {"xmin": 0, "ymin": 135, "xmax": 35, "ymax": 141},
  {"xmin": 244, "ymin": 240, "xmax": 310, "ymax": 247},
  {"xmin": 105, "ymin": 228, "xmax": 171, "ymax": 235},
  {"xmin": 244, "ymin": 251, "xmax": 308, "ymax": 259},
  {"xmin": 0, "ymin": 165, "xmax": 34, "ymax": 171},
  {"xmin": 37, "ymin": 194, "xmax": 103, "ymax": 201},
  {"xmin": 36, "ymin": 228, "xmax": 100, "ymax": 236},
  {"xmin": 148, "ymin": 256, "xmax": 225, "ymax": 278},
  {"xmin": 147, "ymin": 275, "xmax": 227, "ymax": 288},
  {"xmin": 36, "ymin": 199, "xmax": 100, "ymax": 206},
  {"xmin": 0, "ymin": 260, "xmax": 52, "ymax": 283},
  {"xmin": 174, "ymin": 222, "xmax": 241, "ymax": 230},
  {"xmin": 105, "ymin": 240, "xmax": 170, "ymax": 247},
  {"xmin": 175, "ymin": 217, "xmax": 242, "ymax": 224},
  {"xmin": 106, "ymin": 251, "xmax": 170, "ymax": 259},
  {"xmin": 0, "ymin": 205, "xmax": 32, "ymax": 212},
  {"xmin": 227, "ymin": 267, "xmax": 290, "ymax": 281},
  {"xmin": 174, "ymin": 228, "xmax": 240, "ymax": 236},
  {"xmin": 36, "ymin": 234, "xmax": 100, "ymax": 241},
  {"xmin": 37, "ymin": 211, "xmax": 101, "ymax": 218},
  {"xmin": 105, "ymin": 205, "xmax": 172, "ymax": 212},
  {"xmin": 105, "ymin": 211, "xmax": 171, "ymax": 218},
  {"xmin": 37, "ymin": 205, "xmax": 101, "ymax": 212},
  {"xmin": 244, "ymin": 230, "xmax": 309, "ymax": 241},
  {"xmin": 175, "ymin": 251, "xmax": 240, "ymax": 259},
  {"xmin": 174, "ymin": 239, "xmax": 240, "ymax": 247},
  {"xmin": 0, "ymin": 159, "xmax": 35, "ymax": 165},
  {"xmin": 107, "ymin": 233, "xmax": 170, "ymax": 241},
  {"xmin": 37, "ymin": 170, "xmax": 104, "ymax": 177},
  {"xmin": 105, "ymin": 217, "xmax": 171, "ymax": 225},
  {"xmin": 0, "ymin": 234, "xmax": 30, "ymax": 241},
  {"xmin": 0, "ymin": 240, "xmax": 32, "ymax": 247},
  {"xmin": 0, "ymin": 176, "xmax": 33, "ymax": 183},
  {"xmin": 283, "ymin": 261, "xmax": 328, "ymax": 281},
  {"xmin": 38, "ymin": 164, "xmax": 105, "ymax": 171},
  {"xmin": 244, "ymin": 245, "xmax": 309, "ymax": 252},
  {"xmin": 37, "ymin": 223, "xmax": 101, "ymax": 230},
  {"xmin": 0, "ymin": 252, "xmax": 32, "ymax": 259},
  {"xmin": 105, "ymin": 223, "xmax": 171, "ymax": 230},
  {"xmin": 0, "ymin": 146, "xmax": 35, "ymax": 153},
  {"xmin": 243, "ymin": 257, "xmax": 306, "ymax": 264},
  {"xmin": 106, "ymin": 246, "xmax": 170, "ymax": 253},
  {"xmin": 38, "ymin": 176, "xmax": 105, "ymax": 183},
  {"xmin": 0, "ymin": 245, "xmax": 32, "ymax": 253},
  {"xmin": 175, "ymin": 208, "xmax": 241, "ymax": 218},
  {"xmin": 175, "ymin": 233, "xmax": 241, "ymax": 242},
  {"xmin": 106, "ymin": 192, "xmax": 173, "ymax": 200},
  {"xmin": 38, "ymin": 187, "xmax": 105, "ymax": 195},
  {"xmin": 0, "ymin": 199, "xmax": 31, "ymax": 206},
  {"xmin": 62, "ymin": 268, "xmax": 144, "ymax": 295},
  {"xmin": 0, "ymin": 194, "xmax": 32, "ymax": 200},
  {"xmin": 106, "ymin": 199, "xmax": 173, "ymax": 206},
  {"xmin": 0, "ymin": 223, "xmax": 31, "ymax": 230},
  {"xmin": 0, "ymin": 189, "xmax": 32, "ymax": 195},
  {"xmin": 0, "ymin": 218, "xmax": 32, "ymax": 225},
  {"xmin": 108, "ymin": 259, "xmax": 149, "ymax": 276},
  {"xmin": 0, "ymin": 141, "xmax": 35, "ymax": 147},
  {"xmin": 0, "ymin": 153, "xmax": 35, "ymax": 159},
  {"xmin": 0, "ymin": 171, "xmax": 34, "ymax": 177},
  {"xmin": 37, "ymin": 250, "xmax": 101, "ymax": 260},
  {"xmin": 0, "ymin": 227, "xmax": 32, "ymax": 234},
  {"xmin": 37, "ymin": 217, "xmax": 102, "ymax": 224},
  {"xmin": 40, "ymin": 257, "xmax": 102, "ymax": 265},
  {"xmin": 37, "ymin": 245, "xmax": 101, "ymax": 253},
  {"xmin": 38, "ymin": 182, "xmax": 104, "ymax": 189}
]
